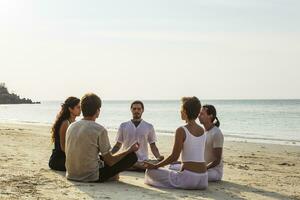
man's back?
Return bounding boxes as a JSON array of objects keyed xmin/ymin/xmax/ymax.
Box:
[{"xmin": 65, "ymin": 119, "xmax": 111, "ymax": 182}]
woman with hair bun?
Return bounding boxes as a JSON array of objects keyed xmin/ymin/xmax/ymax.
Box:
[{"xmin": 144, "ymin": 97, "xmax": 208, "ymax": 190}]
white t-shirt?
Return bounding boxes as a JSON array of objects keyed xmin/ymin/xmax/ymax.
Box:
[
  {"xmin": 204, "ymin": 126, "xmax": 224, "ymax": 166},
  {"xmin": 116, "ymin": 120, "xmax": 156, "ymax": 162}
]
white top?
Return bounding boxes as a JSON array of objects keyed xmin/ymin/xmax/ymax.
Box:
[
  {"xmin": 115, "ymin": 120, "xmax": 157, "ymax": 162},
  {"xmin": 65, "ymin": 120, "xmax": 111, "ymax": 182},
  {"xmin": 181, "ymin": 126, "xmax": 206, "ymax": 163},
  {"xmin": 205, "ymin": 126, "xmax": 224, "ymax": 165}
]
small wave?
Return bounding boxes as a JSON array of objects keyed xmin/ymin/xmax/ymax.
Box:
[
  {"xmin": 2, "ymin": 120, "xmax": 299, "ymax": 146},
  {"xmin": 0, "ymin": 119, "xmax": 52, "ymax": 126},
  {"xmin": 107, "ymin": 127, "xmax": 300, "ymax": 145}
]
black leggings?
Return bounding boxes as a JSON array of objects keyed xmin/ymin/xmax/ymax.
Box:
[
  {"xmin": 49, "ymin": 150, "xmax": 66, "ymax": 171},
  {"xmin": 98, "ymin": 152, "xmax": 138, "ymax": 182}
]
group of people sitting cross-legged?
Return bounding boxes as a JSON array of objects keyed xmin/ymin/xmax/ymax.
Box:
[{"xmin": 49, "ymin": 93, "xmax": 224, "ymax": 189}]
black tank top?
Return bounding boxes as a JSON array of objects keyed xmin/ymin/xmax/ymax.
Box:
[{"xmin": 53, "ymin": 120, "xmax": 69, "ymax": 155}]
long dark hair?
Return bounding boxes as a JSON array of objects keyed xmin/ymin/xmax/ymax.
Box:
[
  {"xmin": 51, "ymin": 97, "xmax": 80, "ymax": 143},
  {"xmin": 203, "ymin": 104, "xmax": 220, "ymax": 127}
]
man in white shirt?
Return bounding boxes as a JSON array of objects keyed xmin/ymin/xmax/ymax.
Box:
[{"xmin": 111, "ymin": 100, "xmax": 164, "ymax": 171}]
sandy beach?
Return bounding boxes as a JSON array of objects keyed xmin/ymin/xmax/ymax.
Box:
[{"xmin": 0, "ymin": 122, "xmax": 299, "ymax": 200}]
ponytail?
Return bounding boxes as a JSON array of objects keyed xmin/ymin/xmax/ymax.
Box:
[
  {"xmin": 214, "ymin": 117, "xmax": 220, "ymax": 127},
  {"xmin": 203, "ymin": 104, "xmax": 220, "ymax": 128}
]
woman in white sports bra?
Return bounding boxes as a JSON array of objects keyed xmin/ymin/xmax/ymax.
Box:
[{"xmin": 144, "ymin": 96, "xmax": 208, "ymax": 189}]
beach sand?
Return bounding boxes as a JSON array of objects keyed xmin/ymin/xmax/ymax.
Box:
[{"xmin": 0, "ymin": 122, "xmax": 300, "ymax": 200}]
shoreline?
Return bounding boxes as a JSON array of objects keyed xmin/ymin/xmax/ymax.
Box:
[
  {"xmin": 1, "ymin": 120, "xmax": 300, "ymax": 147},
  {"xmin": 0, "ymin": 122, "xmax": 300, "ymax": 199}
]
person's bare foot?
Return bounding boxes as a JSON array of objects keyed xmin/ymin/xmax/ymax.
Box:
[
  {"xmin": 145, "ymin": 159, "xmax": 160, "ymax": 164},
  {"xmin": 127, "ymin": 162, "xmax": 146, "ymax": 172}
]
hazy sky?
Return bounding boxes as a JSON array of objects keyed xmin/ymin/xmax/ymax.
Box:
[{"xmin": 0, "ymin": 0, "xmax": 299, "ymax": 101}]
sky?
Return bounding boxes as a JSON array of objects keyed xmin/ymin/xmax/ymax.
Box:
[{"xmin": 0, "ymin": 0, "xmax": 299, "ymax": 101}]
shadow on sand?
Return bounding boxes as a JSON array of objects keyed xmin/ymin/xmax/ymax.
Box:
[{"xmin": 52, "ymin": 171, "xmax": 294, "ymax": 200}]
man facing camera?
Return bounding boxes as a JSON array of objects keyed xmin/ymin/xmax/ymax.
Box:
[{"xmin": 111, "ymin": 100, "xmax": 164, "ymax": 171}]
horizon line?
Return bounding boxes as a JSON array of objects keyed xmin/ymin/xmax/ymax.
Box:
[{"xmin": 39, "ymin": 98, "xmax": 300, "ymax": 102}]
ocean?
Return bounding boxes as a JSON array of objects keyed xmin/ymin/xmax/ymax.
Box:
[{"xmin": 0, "ymin": 100, "xmax": 299, "ymax": 146}]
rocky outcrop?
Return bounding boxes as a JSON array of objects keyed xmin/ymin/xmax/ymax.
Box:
[{"xmin": 0, "ymin": 83, "xmax": 40, "ymax": 104}]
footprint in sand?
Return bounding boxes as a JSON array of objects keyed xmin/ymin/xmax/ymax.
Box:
[
  {"xmin": 238, "ymin": 164, "xmax": 250, "ymax": 170},
  {"xmin": 278, "ymin": 162, "xmax": 295, "ymax": 166}
]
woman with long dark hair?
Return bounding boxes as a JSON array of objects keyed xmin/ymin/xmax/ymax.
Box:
[{"xmin": 49, "ymin": 97, "xmax": 81, "ymax": 171}]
